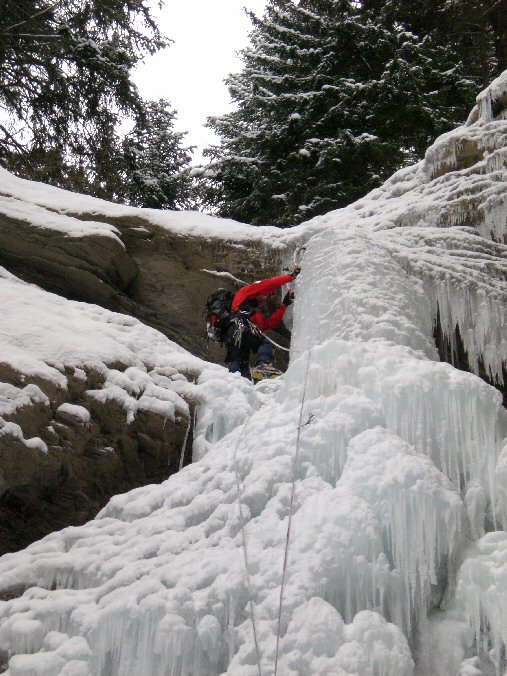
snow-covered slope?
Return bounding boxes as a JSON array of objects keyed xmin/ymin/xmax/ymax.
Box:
[
  {"xmin": 1, "ymin": 72, "xmax": 507, "ymax": 676},
  {"xmin": 0, "ymin": 263, "xmax": 257, "ymax": 552}
]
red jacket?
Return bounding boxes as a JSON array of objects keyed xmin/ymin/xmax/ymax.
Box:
[{"xmin": 231, "ymin": 274, "xmax": 294, "ymax": 331}]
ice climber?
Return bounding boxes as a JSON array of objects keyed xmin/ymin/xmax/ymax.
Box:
[{"xmin": 225, "ymin": 267, "xmax": 300, "ymax": 378}]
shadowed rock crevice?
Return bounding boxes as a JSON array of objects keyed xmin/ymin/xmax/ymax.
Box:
[{"xmin": 433, "ymin": 309, "xmax": 507, "ymax": 407}]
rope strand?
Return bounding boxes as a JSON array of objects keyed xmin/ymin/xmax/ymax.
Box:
[
  {"xmin": 274, "ymin": 348, "xmax": 312, "ymax": 675},
  {"xmin": 178, "ymin": 411, "xmax": 192, "ymax": 470},
  {"xmin": 247, "ymin": 320, "xmax": 291, "ymax": 352},
  {"xmin": 231, "ymin": 410, "xmax": 263, "ymax": 676}
]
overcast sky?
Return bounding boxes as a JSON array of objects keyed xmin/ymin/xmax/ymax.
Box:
[{"xmin": 133, "ymin": 1, "xmax": 268, "ymax": 163}]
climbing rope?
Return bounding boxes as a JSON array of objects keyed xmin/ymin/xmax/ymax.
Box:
[
  {"xmin": 273, "ymin": 348, "xmax": 313, "ymax": 676},
  {"xmin": 256, "ymin": 328, "xmax": 291, "ymax": 353},
  {"xmin": 231, "ymin": 408, "xmax": 264, "ymax": 676},
  {"xmin": 247, "ymin": 320, "xmax": 291, "ymax": 353}
]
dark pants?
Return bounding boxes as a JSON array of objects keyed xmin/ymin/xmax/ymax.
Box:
[{"xmin": 225, "ymin": 323, "xmax": 274, "ymax": 378}]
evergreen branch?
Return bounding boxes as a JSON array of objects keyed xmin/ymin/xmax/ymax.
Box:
[
  {"xmin": 480, "ymin": 0, "xmax": 506, "ymax": 16},
  {"xmin": 0, "ymin": 123, "xmax": 27, "ymax": 151},
  {"xmin": 2, "ymin": 0, "xmax": 62, "ymax": 34},
  {"xmin": 0, "ymin": 33, "xmax": 63, "ymax": 38}
]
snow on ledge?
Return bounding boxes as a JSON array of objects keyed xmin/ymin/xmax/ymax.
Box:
[
  {"xmin": 0, "ymin": 167, "xmax": 298, "ymax": 246},
  {"xmin": 0, "ymin": 193, "xmax": 121, "ymax": 241}
]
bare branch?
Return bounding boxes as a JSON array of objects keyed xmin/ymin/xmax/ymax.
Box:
[{"xmin": 0, "ymin": 33, "xmax": 63, "ymax": 38}]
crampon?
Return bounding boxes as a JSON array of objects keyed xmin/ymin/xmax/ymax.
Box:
[{"xmin": 250, "ymin": 364, "xmax": 283, "ymax": 383}]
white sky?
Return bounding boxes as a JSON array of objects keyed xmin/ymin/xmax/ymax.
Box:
[{"xmin": 133, "ymin": 1, "xmax": 268, "ymax": 163}]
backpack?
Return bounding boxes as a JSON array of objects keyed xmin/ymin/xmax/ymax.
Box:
[{"xmin": 205, "ymin": 289, "xmax": 235, "ymax": 343}]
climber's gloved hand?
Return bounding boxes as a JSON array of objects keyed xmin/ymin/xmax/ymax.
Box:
[
  {"xmin": 291, "ymin": 265, "xmax": 301, "ymax": 278},
  {"xmin": 283, "ymin": 291, "xmax": 294, "ymax": 306}
]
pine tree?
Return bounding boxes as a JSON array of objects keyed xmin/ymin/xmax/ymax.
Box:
[
  {"xmin": 199, "ymin": 0, "xmax": 487, "ymax": 226},
  {"xmin": 0, "ymin": 0, "xmax": 166, "ymax": 196},
  {"xmin": 362, "ymin": 0, "xmax": 500, "ymax": 86},
  {"xmin": 121, "ymin": 99, "xmax": 194, "ymax": 209}
]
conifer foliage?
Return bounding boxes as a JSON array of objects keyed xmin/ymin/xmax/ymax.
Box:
[
  {"xmin": 363, "ymin": 0, "xmax": 505, "ymax": 84},
  {"xmin": 200, "ymin": 0, "xmax": 495, "ymax": 226},
  {"xmin": 122, "ymin": 99, "xmax": 194, "ymax": 209},
  {"xmin": 0, "ymin": 0, "xmax": 184, "ymax": 201}
]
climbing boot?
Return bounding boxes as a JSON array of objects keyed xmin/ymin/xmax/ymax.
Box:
[{"xmin": 250, "ymin": 364, "xmax": 283, "ymax": 383}]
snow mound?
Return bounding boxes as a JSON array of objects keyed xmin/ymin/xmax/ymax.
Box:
[
  {"xmin": 0, "ymin": 167, "xmax": 292, "ymax": 247},
  {"xmin": 0, "ymin": 265, "xmax": 244, "ymax": 427}
]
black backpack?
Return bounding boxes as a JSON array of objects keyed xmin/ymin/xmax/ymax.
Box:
[{"xmin": 205, "ymin": 289, "xmax": 235, "ymax": 343}]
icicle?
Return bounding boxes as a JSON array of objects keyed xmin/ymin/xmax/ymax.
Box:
[
  {"xmin": 178, "ymin": 413, "xmax": 192, "ymax": 470},
  {"xmin": 455, "ymin": 532, "xmax": 507, "ymax": 674}
]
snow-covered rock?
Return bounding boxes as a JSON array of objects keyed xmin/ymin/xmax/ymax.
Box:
[
  {"xmin": 0, "ymin": 266, "xmax": 253, "ymax": 554},
  {"xmin": 0, "ymin": 169, "xmax": 293, "ymax": 360}
]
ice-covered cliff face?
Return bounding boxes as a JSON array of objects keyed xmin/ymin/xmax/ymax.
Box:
[{"xmin": 1, "ymin": 73, "xmax": 507, "ymax": 676}]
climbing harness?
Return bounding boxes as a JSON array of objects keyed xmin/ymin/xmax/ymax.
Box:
[
  {"xmin": 230, "ymin": 315, "xmax": 247, "ymax": 348},
  {"xmin": 273, "ymin": 348, "xmax": 313, "ymax": 676},
  {"xmin": 230, "ymin": 315, "xmax": 291, "ymax": 354},
  {"xmin": 231, "ymin": 409, "xmax": 264, "ymax": 676}
]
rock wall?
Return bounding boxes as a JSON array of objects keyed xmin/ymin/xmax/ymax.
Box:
[
  {"xmin": 0, "ymin": 208, "xmax": 287, "ymax": 361},
  {"xmin": 0, "ymin": 361, "xmax": 191, "ymax": 555},
  {"xmin": 98, "ymin": 213, "xmax": 289, "ymax": 359},
  {"xmin": 0, "ymin": 191, "xmax": 291, "ymax": 554}
]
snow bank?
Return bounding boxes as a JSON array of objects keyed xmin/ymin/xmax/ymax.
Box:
[
  {"xmin": 0, "ymin": 168, "xmax": 293, "ymax": 247},
  {"xmin": 0, "ymin": 267, "xmax": 198, "ymax": 420},
  {"xmin": 0, "ymin": 194, "xmax": 121, "ymax": 241}
]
